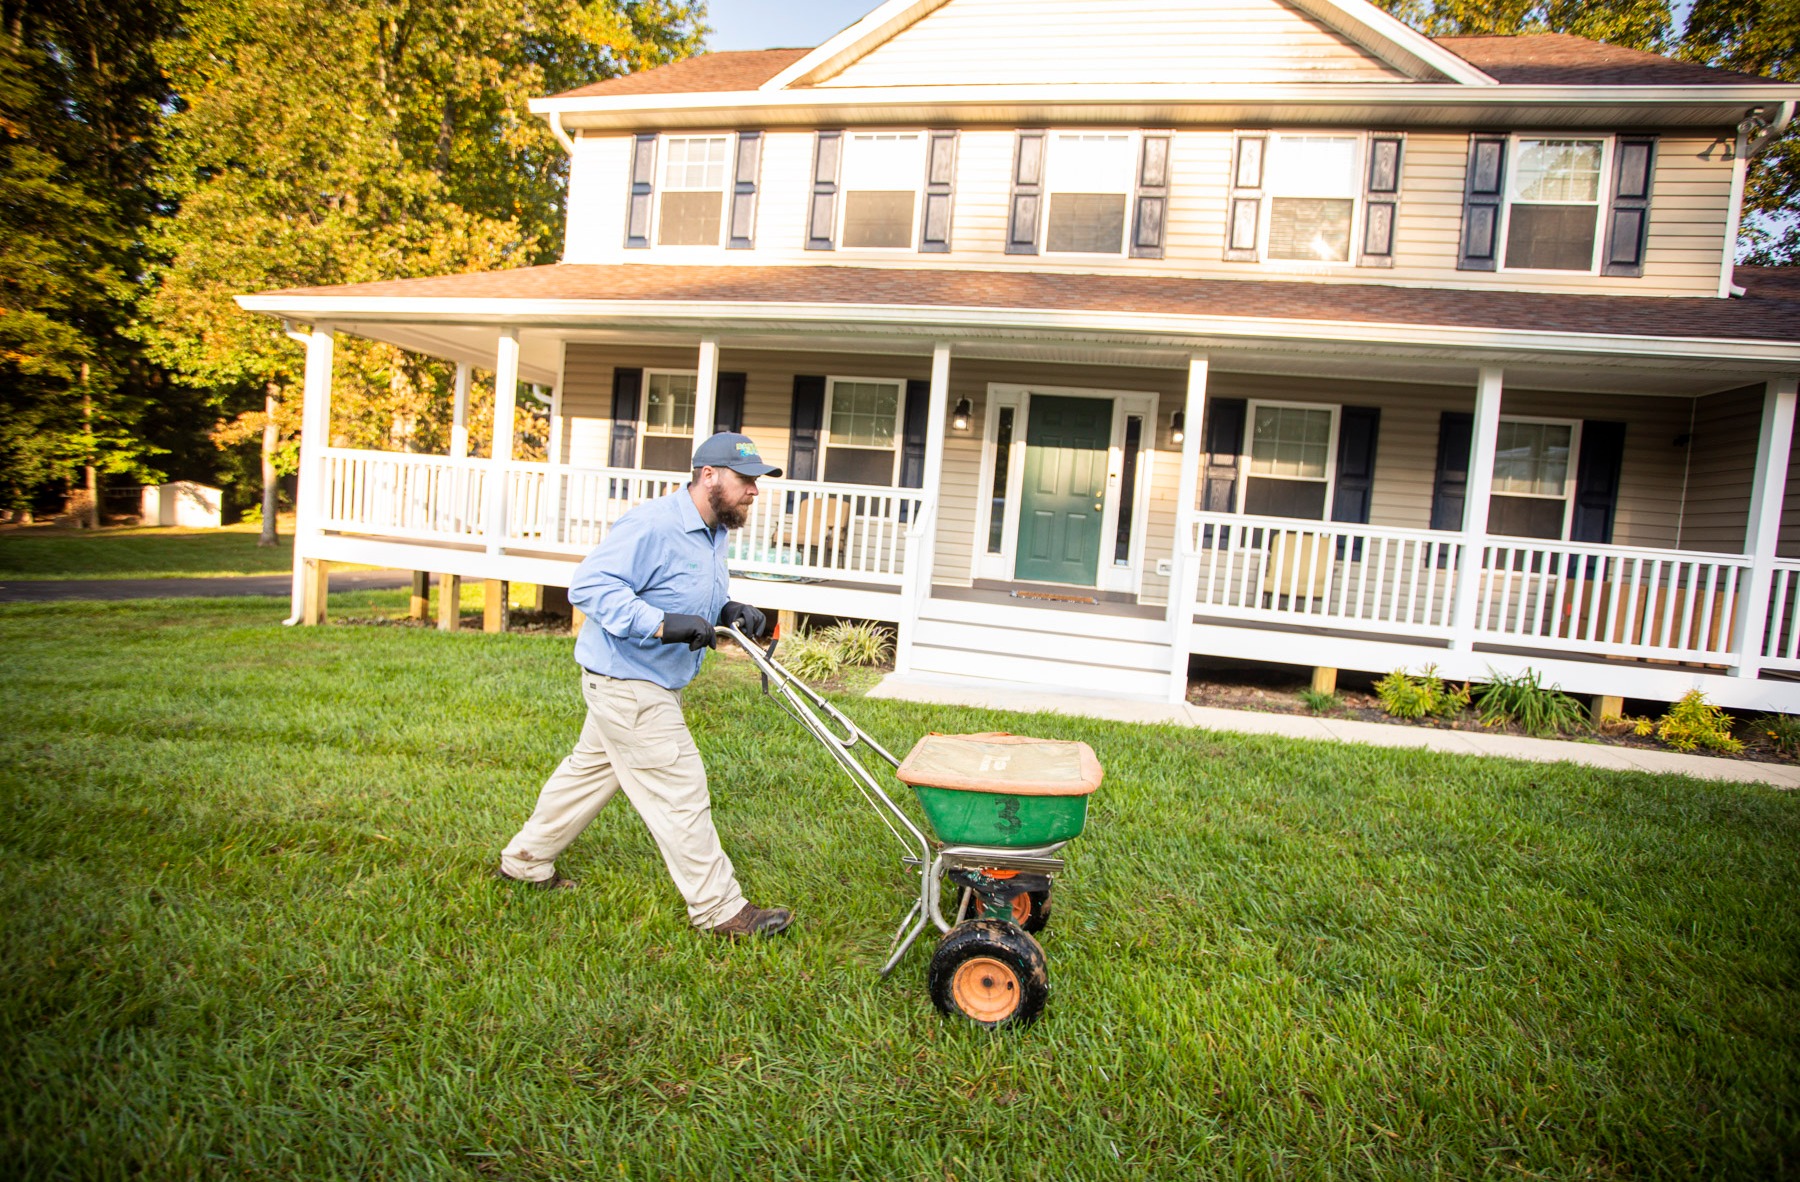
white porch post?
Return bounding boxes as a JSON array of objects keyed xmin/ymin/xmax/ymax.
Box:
[
  {"xmin": 486, "ymin": 329, "xmax": 520, "ymax": 556},
  {"xmin": 1165, "ymin": 354, "xmax": 1209, "ymax": 703},
  {"xmin": 895, "ymin": 342, "xmax": 951, "ymax": 677},
  {"xmin": 289, "ymin": 324, "xmax": 335, "ymax": 624},
  {"xmin": 547, "ymin": 343, "xmax": 567, "ymax": 548},
  {"xmin": 1731, "ymin": 375, "xmax": 1798, "ymax": 678},
  {"xmin": 450, "ymin": 362, "xmax": 471, "ymax": 460},
  {"xmin": 693, "ymin": 336, "xmax": 720, "ymax": 449},
  {"xmin": 1449, "ymin": 365, "xmax": 1504, "ymax": 650}
]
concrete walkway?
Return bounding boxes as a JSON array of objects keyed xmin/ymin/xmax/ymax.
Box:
[
  {"xmin": 0, "ymin": 569, "xmax": 420, "ymax": 603},
  {"xmin": 868, "ymin": 674, "xmax": 1800, "ymax": 790}
]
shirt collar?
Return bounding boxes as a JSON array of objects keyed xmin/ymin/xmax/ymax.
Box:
[{"xmin": 676, "ymin": 484, "xmax": 716, "ymax": 537}]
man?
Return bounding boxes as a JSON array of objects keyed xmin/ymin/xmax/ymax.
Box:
[{"xmin": 496, "ymin": 431, "xmax": 792, "ymax": 940}]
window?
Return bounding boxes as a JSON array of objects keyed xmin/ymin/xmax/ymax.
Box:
[
  {"xmin": 1264, "ymin": 135, "xmax": 1359, "ymax": 263},
  {"xmin": 840, "ymin": 133, "xmax": 924, "ymax": 249},
  {"xmin": 657, "ymin": 136, "xmax": 729, "ymax": 246},
  {"xmin": 1242, "ymin": 402, "xmax": 1336, "ymax": 520},
  {"xmin": 986, "ymin": 405, "xmax": 1014, "ymax": 554},
  {"xmin": 1487, "ymin": 417, "xmax": 1577, "ymax": 539},
  {"xmin": 1503, "ymin": 138, "xmax": 1606, "ymax": 272},
  {"xmin": 640, "ymin": 371, "xmax": 697, "ymax": 470},
  {"xmin": 823, "ymin": 378, "xmax": 902, "ymax": 484},
  {"xmin": 1044, "ymin": 133, "xmax": 1135, "ymax": 254}
]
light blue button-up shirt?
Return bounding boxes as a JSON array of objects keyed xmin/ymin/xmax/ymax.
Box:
[{"xmin": 569, "ymin": 487, "xmax": 730, "ymax": 690}]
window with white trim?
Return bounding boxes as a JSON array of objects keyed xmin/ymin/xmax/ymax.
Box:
[
  {"xmin": 1502, "ymin": 137, "xmax": 1608, "ymax": 272},
  {"xmin": 1263, "ymin": 135, "xmax": 1360, "ymax": 263},
  {"xmin": 656, "ymin": 136, "xmax": 729, "ymax": 246},
  {"xmin": 840, "ymin": 133, "xmax": 925, "ymax": 249},
  {"xmin": 1044, "ymin": 133, "xmax": 1135, "ymax": 254},
  {"xmin": 641, "ymin": 370, "xmax": 698, "ymax": 471},
  {"xmin": 1241, "ymin": 401, "xmax": 1337, "ymax": 520},
  {"xmin": 1487, "ymin": 417, "xmax": 1578, "ymax": 539},
  {"xmin": 823, "ymin": 377, "xmax": 903, "ymax": 485}
]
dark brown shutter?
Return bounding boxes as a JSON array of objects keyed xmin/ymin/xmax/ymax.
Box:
[
  {"xmin": 1201, "ymin": 398, "xmax": 1247, "ymax": 512},
  {"xmin": 1359, "ymin": 135, "xmax": 1403, "ymax": 267},
  {"xmin": 1131, "ymin": 132, "xmax": 1171, "ymax": 259},
  {"xmin": 787, "ymin": 376, "xmax": 826, "ymax": 480},
  {"xmin": 1602, "ymin": 136, "xmax": 1655, "ymax": 277},
  {"xmin": 806, "ymin": 132, "xmax": 841, "ymax": 251},
  {"xmin": 713, "ymin": 373, "xmax": 746, "ymax": 434},
  {"xmin": 899, "ymin": 379, "xmax": 930, "ymax": 487},
  {"xmin": 919, "ymin": 130, "xmax": 957, "ymax": 253},
  {"xmin": 609, "ymin": 368, "xmax": 643, "ymax": 468},
  {"xmin": 1224, "ymin": 134, "xmax": 1265, "ymax": 262},
  {"xmin": 1458, "ymin": 134, "xmax": 1506, "ymax": 271},
  {"xmin": 1006, "ymin": 130, "xmax": 1044, "ymax": 255},
  {"xmin": 1330, "ymin": 407, "xmax": 1380, "ymax": 524},
  {"xmin": 727, "ymin": 132, "xmax": 761, "ymax": 250},
  {"xmin": 1571, "ymin": 421, "xmax": 1626, "ymax": 543},
  {"xmin": 624, "ymin": 134, "xmax": 656, "ymax": 250}
]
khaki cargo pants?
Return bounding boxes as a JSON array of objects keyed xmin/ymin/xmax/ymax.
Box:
[{"xmin": 500, "ymin": 672, "xmax": 747, "ymax": 930}]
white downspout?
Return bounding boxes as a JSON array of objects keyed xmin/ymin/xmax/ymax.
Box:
[
  {"xmin": 1721, "ymin": 102, "xmax": 1796, "ymax": 298},
  {"xmin": 546, "ymin": 111, "xmax": 575, "ymax": 155},
  {"xmin": 281, "ymin": 320, "xmax": 314, "ymax": 625}
]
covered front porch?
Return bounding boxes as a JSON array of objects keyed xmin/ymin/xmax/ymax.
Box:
[{"xmin": 256, "ymin": 291, "xmax": 1800, "ymax": 713}]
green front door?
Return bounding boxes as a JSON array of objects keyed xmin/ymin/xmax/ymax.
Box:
[{"xmin": 1015, "ymin": 395, "xmax": 1111, "ymax": 586}]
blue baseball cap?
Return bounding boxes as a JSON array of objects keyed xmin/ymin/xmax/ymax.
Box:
[{"xmin": 692, "ymin": 431, "xmax": 781, "ymax": 477}]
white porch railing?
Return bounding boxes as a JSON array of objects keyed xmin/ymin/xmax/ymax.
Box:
[
  {"xmin": 1185, "ymin": 510, "xmax": 1755, "ymax": 665},
  {"xmin": 320, "ymin": 449, "xmax": 926, "ymax": 585},
  {"xmin": 1188, "ymin": 513, "xmax": 1464, "ymax": 636},
  {"xmin": 1761, "ymin": 559, "xmax": 1800, "ymax": 671}
]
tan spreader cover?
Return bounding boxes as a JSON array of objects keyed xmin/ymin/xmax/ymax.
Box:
[{"xmin": 894, "ymin": 732, "xmax": 1103, "ymax": 797}]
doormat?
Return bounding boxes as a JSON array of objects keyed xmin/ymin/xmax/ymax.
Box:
[{"xmin": 1010, "ymin": 590, "xmax": 1098, "ymax": 605}]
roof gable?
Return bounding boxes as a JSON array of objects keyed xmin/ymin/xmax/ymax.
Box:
[{"xmin": 764, "ymin": 0, "xmax": 1495, "ymax": 89}]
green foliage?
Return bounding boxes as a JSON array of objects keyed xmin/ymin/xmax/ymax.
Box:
[
  {"xmin": 1655, "ymin": 690, "xmax": 1744, "ymax": 753},
  {"xmin": 819, "ymin": 620, "xmax": 894, "ymax": 667},
  {"xmin": 776, "ymin": 628, "xmax": 844, "ymax": 682},
  {"xmin": 1374, "ymin": 665, "xmax": 1470, "ymax": 720},
  {"xmin": 1473, "ymin": 668, "xmax": 1589, "ymax": 737},
  {"xmin": 1299, "ymin": 689, "xmax": 1343, "ymax": 713},
  {"xmin": 1751, "ymin": 712, "xmax": 1800, "ymax": 757}
]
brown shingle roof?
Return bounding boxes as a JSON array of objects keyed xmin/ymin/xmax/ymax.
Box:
[
  {"xmin": 1435, "ymin": 33, "xmax": 1772, "ymax": 86},
  {"xmin": 546, "ymin": 48, "xmax": 808, "ymax": 100},
  {"xmin": 254, "ymin": 265, "xmax": 1799, "ymax": 346}
]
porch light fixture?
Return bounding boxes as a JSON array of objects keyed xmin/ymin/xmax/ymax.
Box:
[
  {"xmin": 952, "ymin": 397, "xmax": 972, "ymax": 432},
  {"xmin": 1170, "ymin": 410, "xmax": 1185, "ymax": 443}
]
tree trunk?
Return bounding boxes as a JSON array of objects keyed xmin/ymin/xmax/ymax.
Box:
[
  {"xmin": 81, "ymin": 367, "xmax": 99, "ymax": 529},
  {"xmin": 259, "ymin": 381, "xmax": 280, "ymax": 546}
]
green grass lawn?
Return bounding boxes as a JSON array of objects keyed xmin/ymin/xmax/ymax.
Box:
[
  {"xmin": 3, "ymin": 595, "xmax": 1797, "ymax": 1179},
  {"xmin": 0, "ymin": 519, "xmax": 295, "ymax": 580}
]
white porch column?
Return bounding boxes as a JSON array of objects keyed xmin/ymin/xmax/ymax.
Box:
[
  {"xmin": 486, "ymin": 329, "xmax": 520, "ymax": 557},
  {"xmin": 546, "ymin": 344, "xmax": 567, "ymax": 549},
  {"xmin": 1449, "ymin": 365, "xmax": 1504, "ymax": 650},
  {"xmin": 289, "ymin": 324, "xmax": 335, "ymax": 623},
  {"xmin": 1165, "ymin": 354, "xmax": 1210, "ymax": 703},
  {"xmin": 1731, "ymin": 375, "xmax": 1799, "ymax": 678},
  {"xmin": 896, "ymin": 342, "xmax": 952, "ymax": 677},
  {"xmin": 692, "ymin": 336, "xmax": 720, "ymax": 449},
  {"xmin": 450, "ymin": 362, "xmax": 471, "ymax": 460}
]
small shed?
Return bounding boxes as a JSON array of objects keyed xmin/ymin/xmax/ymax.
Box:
[{"xmin": 141, "ymin": 482, "xmax": 222, "ymax": 528}]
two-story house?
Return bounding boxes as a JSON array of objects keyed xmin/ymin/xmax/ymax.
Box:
[{"xmin": 239, "ymin": 0, "xmax": 1800, "ymax": 712}]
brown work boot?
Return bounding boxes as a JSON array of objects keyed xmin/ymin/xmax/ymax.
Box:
[
  {"xmin": 493, "ymin": 866, "xmax": 576, "ymax": 891},
  {"xmin": 710, "ymin": 902, "xmax": 793, "ymax": 939}
]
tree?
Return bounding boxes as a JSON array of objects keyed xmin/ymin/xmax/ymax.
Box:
[
  {"xmin": 1680, "ymin": 0, "xmax": 1800, "ymax": 264},
  {"xmin": 1375, "ymin": 1, "xmax": 1676, "ymax": 51},
  {"xmin": 0, "ymin": 0, "xmax": 181, "ymax": 521},
  {"xmin": 133, "ymin": 0, "xmax": 705, "ymax": 542}
]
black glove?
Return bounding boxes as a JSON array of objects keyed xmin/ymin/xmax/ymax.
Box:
[
  {"xmin": 659, "ymin": 612, "xmax": 717, "ymax": 651},
  {"xmin": 719, "ymin": 600, "xmax": 766, "ymax": 637}
]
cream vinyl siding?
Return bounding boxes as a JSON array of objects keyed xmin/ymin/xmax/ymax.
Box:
[
  {"xmin": 1674, "ymin": 385, "xmax": 1800, "ymax": 558},
  {"xmin": 559, "ymin": 343, "xmax": 702, "ymax": 465},
  {"xmin": 566, "ymin": 129, "xmax": 1734, "ymax": 296},
  {"xmin": 811, "ymin": 0, "xmax": 1405, "ymax": 87}
]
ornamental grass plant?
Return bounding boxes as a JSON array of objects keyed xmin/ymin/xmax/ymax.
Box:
[{"xmin": 3, "ymin": 595, "xmax": 1798, "ymax": 1178}]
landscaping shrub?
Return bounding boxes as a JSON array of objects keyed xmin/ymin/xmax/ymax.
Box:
[
  {"xmin": 1298, "ymin": 689, "xmax": 1342, "ymax": 714},
  {"xmin": 1655, "ymin": 690, "xmax": 1743, "ymax": 754},
  {"xmin": 1473, "ymin": 668, "xmax": 1588, "ymax": 737},
  {"xmin": 1374, "ymin": 665, "xmax": 1469, "ymax": 720},
  {"xmin": 776, "ymin": 628, "xmax": 844, "ymax": 681},
  {"xmin": 820, "ymin": 620, "xmax": 894, "ymax": 666},
  {"xmin": 1751, "ymin": 712, "xmax": 1800, "ymax": 757}
]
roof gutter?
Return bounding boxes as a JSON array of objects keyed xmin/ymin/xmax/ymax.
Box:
[
  {"xmin": 1721, "ymin": 100, "xmax": 1796, "ymax": 298},
  {"xmin": 545, "ymin": 109, "xmax": 575, "ymax": 154}
]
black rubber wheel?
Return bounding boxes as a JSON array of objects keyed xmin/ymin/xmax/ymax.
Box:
[{"xmin": 927, "ymin": 919, "xmax": 1048, "ymax": 1028}]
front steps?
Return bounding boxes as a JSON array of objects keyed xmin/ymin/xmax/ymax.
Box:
[{"xmin": 901, "ymin": 593, "xmax": 1178, "ymax": 702}]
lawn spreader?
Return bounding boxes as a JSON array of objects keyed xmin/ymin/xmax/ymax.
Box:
[{"xmin": 721, "ymin": 625, "xmax": 1102, "ymax": 1028}]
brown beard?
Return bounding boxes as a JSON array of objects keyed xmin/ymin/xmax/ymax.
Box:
[{"xmin": 708, "ymin": 479, "xmax": 748, "ymax": 530}]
